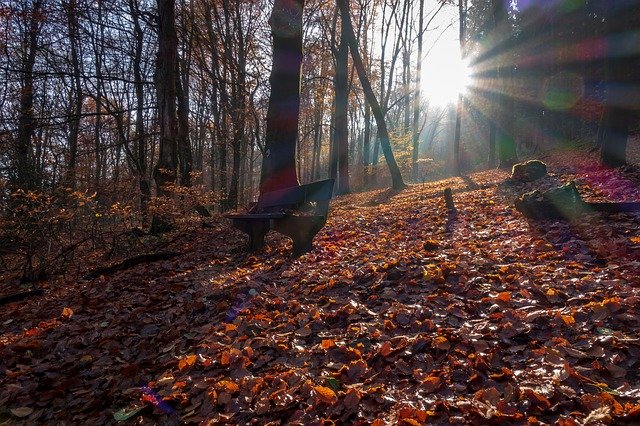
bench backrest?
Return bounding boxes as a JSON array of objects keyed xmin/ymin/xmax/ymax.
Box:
[{"xmin": 257, "ymin": 179, "xmax": 334, "ymax": 214}]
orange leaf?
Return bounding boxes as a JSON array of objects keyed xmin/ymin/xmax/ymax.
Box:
[
  {"xmin": 178, "ymin": 354, "xmax": 197, "ymax": 371},
  {"xmin": 217, "ymin": 380, "xmax": 239, "ymax": 393},
  {"xmin": 62, "ymin": 307, "xmax": 74, "ymax": 319},
  {"xmin": 379, "ymin": 342, "xmax": 392, "ymax": 357},
  {"xmin": 314, "ymin": 385, "xmax": 338, "ymax": 404},
  {"xmin": 415, "ymin": 410, "xmax": 433, "ymax": 422},
  {"xmin": 422, "ymin": 375, "xmax": 441, "ymax": 393},
  {"xmin": 321, "ymin": 339, "xmax": 335, "ymax": 349},
  {"xmin": 172, "ymin": 381, "xmax": 187, "ymax": 389},
  {"xmin": 433, "ymin": 336, "xmax": 450, "ymax": 350},
  {"xmin": 496, "ymin": 292, "xmax": 511, "ymax": 302},
  {"xmin": 384, "ymin": 319, "xmax": 396, "ymax": 331},
  {"xmin": 561, "ymin": 315, "xmax": 575, "ymax": 325}
]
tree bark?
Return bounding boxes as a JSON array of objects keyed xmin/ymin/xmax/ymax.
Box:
[
  {"xmin": 260, "ymin": 0, "xmax": 305, "ymax": 194},
  {"xmin": 176, "ymin": 56, "xmax": 192, "ymax": 187},
  {"xmin": 337, "ymin": 0, "xmax": 405, "ymax": 190},
  {"xmin": 363, "ymin": 103, "xmax": 371, "ymax": 167},
  {"xmin": 64, "ymin": 0, "xmax": 82, "ymax": 189},
  {"xmin": 227, "ymin": 0, "xmax": 248, "ymax": 208},
  {"xmin": 13, "ymin": 0, "xmax": 43, "ymax": 191},
  {"xmin": 599, "ymin": 6, "xmax": 630, "ymax": 169},
  {"xmin": 452, "ymin": 0, "xmax": 466, "ymax": 176},
  {"xmin": 411, "ymin": 0, "xmax": 424, "ymax": 179},
  {"xmin": 492, "ymin": 0, "xmax": 518, "ymax": 169},
  {"xmin": 600, "ymin": 107, "xmax": 629, "ymax": 168},
  {"xmin": 129, "ymin": 0, "xmax": 150, "ymax": 222},
  {"xmin": 153, "ymin": 0, "xmax": 179, "ymax": 197},
  {"xmin": 333, "ymin": 12, "xmax": 350, "ymax": 195}
]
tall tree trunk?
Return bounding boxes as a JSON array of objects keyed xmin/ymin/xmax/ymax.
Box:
[
  {"xmin": 332, "ymin": 15, "xmax": 350, "ymax": 195},
  {"xmin": 13, "ymin": 0, "xmax": 43, "ymax": 191},
  {"xmin": 153, "ymin": 0, "xmax": 179, "ymax": 197},
  {"xmin": 363, "ymin": 103, "xmax": 371, "ymax": 168},
  {"xmin": 64, "ymin": 0, "xmax": 82, "ymax": 189},
  {"xmin": 92, "ymin": 0, "xmax": 105, "ymax": 200},
  {"xmin": 176, "ymin": 0, "xmax": 194, "ymax": 188},
  {"xmin": 452, "ymin": 0, "xmax": 466, "ymax": 176},
  {"xmin": 205, "ymin": 8, "xmax": 219, "ymax": 192},
  {"xmin": 411, "ymin": 0, "xmax": 424, "ymax": 179},
  {"xmin": 311, "ymin": 100, "xmax": 323, "ymax": 180},
  {"xmin": 129, "ymin": 0, "xmax": 150, "ymax": 222},
  {"xmin": 453, "ymin": 94, "xmax": 463, "ymax": 175},
  {"xmin": 176, "ymin": 57, "xmax": 192, "ymax": 186},
  {"xmin": 599, "ymin": 8, "xmax": 629, "ymax": 169},
  {"xmin": 227, "ymin": 0, "xmax": 247, "ymax": 208},
  {"xmin": 328, "ymin": 98, "xmax": 336, "ymax": 180},
  {"xmin": 260, "ymin": 0, "xmax": 305, "ymax": 194},
  {"xmin": 600, "ymin": 107, "xmax": 629, "ymax": 167},
  {"xmin": 337, "ymin": 0, "xmax": 405, "ymax": 190},
  {"xmin": 492, "ymin": 0, "xmax": 518, "ymax": 169},
  {"xmin": 497, "ymin": 68, "xmax": 518, "ymax": 169},
  {"xmin": 488, "ymin": 121, "xmax": 496, "ymax": 167}
]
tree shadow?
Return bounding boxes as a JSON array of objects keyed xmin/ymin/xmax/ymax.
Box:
[
  {"xmin": 459, "ymin": 174, "xmax": 480, "ymax": 190},
  {"xmin": 364, "ymin": 187, "xmax": 406, "ymax": 206}
]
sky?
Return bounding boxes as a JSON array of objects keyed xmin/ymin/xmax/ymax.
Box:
[{"xmin": 420, "ymin": 2, "xmax": 470, "ymax": 106}]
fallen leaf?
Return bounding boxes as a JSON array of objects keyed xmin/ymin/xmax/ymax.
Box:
[
  {"xmin": 11, "ymin": 407, "xmax": 34, "ymax": 418},
  {"xmin": 113, "ymin": 406, "xmax": 143, "ymax": 421},
  {"xmin": 178, "ymin": 354, "xmax": 197, "ymax": 371},
  {"xmin": 433, "ymin": 336, "xmax": 450, "ymax": 351},
  {"xmin": 314, "ymin": 385, "xmax": 338, "ymax": 404}
]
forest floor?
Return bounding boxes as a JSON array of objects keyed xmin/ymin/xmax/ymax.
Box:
[{"xmin": 2, "ymin": 145, "xmax": 640, "ymax": 425}]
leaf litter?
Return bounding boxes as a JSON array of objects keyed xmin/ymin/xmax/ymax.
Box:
[{"xmin": 2, "ymin": 149, "xmax": 640, "ymax": 424}]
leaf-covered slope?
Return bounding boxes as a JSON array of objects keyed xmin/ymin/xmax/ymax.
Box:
[{"xmin": 2, "ymin": 152, "xmax": 640, "ymax": 424}]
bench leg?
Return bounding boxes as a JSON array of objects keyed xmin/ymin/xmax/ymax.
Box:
[
  {"xmin": 247, "ymin": 221, "xmax": 270, "ymax": 251},
  {"xmin": 291, "ymin": 235, "xmax": 314, "ymax": 256},
  {"xmin": 232, "ymin": 219, "xmax": 270, "ymax": 251},
  {"xmin": 273, "ymin": 216, "xmax": 325, "ymax": 256}
]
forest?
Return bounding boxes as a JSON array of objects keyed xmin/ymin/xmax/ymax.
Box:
[{"xmin": 2, "ymin": 0, "xmax": 640, "ymax": 424}]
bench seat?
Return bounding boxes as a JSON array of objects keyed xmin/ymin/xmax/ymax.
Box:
[{"xmin": 224, "ymin": 179, "xmax": 334, "ymax": 255}]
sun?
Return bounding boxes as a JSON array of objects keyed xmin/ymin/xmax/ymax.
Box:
[
  {"xmin": 423, "ymin": 55, "xmax": 472, "ymax": 107},
  {"xmin": 421, "ymin": 25, "xmax": 473, "ymax": 107}
]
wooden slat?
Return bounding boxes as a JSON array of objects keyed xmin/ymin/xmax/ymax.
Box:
[
  {"xmin": 259, "ymin": 185, "xmax": 306, "ymax": 209},
  {"xmin": 257, "ymin": 179, "xmax": 334, "ymax": 210},
  {"xmin": 225, "ymin": 213, "xmax": 285, "ymax": 220}
]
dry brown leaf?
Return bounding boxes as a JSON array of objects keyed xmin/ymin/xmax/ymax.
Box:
[
  {"xmin": 314, "ymin": 385, "xmax": 338, "ymax": 404},
  {"xmin": 178, "ymin": 354, "xmax": 197, "ymax": 371}
]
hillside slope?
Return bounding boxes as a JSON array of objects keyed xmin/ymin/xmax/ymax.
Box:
[{"xmin": 2, "ymin": 149, "xmax": 640, "ymax": 424}]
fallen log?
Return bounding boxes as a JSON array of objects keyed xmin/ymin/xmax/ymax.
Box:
[
  {"xmin": 84, "ymin": 251, "xmax": 181, "ymax": 279},
  {"xmin": 515, "ymin": 181, "xmax": 640, "ymax": 220}
]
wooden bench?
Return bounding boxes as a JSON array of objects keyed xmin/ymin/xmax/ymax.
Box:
[{"xmin": 225, "ymin": 179, "xmax": 334, "ymax": 255}]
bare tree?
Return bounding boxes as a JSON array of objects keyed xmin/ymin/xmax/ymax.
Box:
[
  {"xmin": 337, "ymin": 0, "xmax": 405, "ymax": 190},
  {"xmin": 13, "ymin": 0, "xmax": 44, "ymax": 191},
  {"xmin": 153, "ymin": 0, "xmax": 179, "ymax": 199}
]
